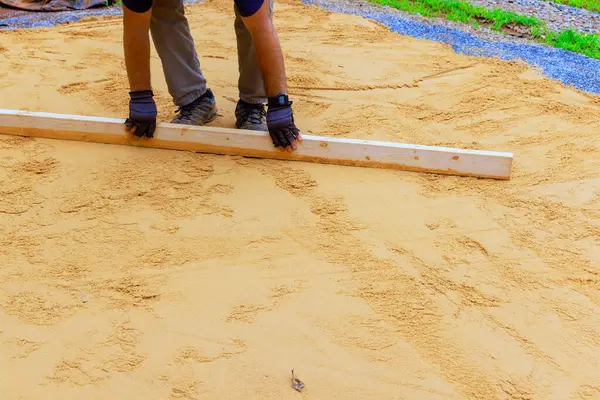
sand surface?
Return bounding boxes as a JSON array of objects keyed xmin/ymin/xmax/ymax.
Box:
[{"xmin": 2, "ymin": 0, "xmax": 600, "ymax": 398}]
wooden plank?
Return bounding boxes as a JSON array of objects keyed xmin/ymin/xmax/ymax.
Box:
[{"xmin": 0, "ymin": 108, "xmax": 513, "ymax": 179}]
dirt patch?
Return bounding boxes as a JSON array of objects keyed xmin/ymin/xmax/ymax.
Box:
[{"xmin": 1, "ymin": 0, "xmax": 600, "ymax": 398}]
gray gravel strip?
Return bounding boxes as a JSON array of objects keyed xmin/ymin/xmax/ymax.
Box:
[
  {"xmin": 469, "ymin": 0, "xmax": 600, "ymax": 34},
  {"xmin": 0, "ymin": 0, "xmax": 198, "ymax": 29},
  {"xmin": 0, "ymin": 6, "xmax": 121, "ymax": 29},
  {"xmin": 301, "ymin": 0, "xmax": 600, "ymax": 95}
]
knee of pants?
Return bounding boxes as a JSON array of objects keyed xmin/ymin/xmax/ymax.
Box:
[
  {"xmin": 234, "ymin": 0, "xmax": 264, "ymax": 17},
  {"xmin": 123, "ymin": 0, "xmax": 153, "ymax": 13}
]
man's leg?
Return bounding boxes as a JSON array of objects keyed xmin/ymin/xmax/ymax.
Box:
[
  {"xmin": 150, "ymin": 0, "xmax": 217, "ymax": 125},
  {"xmin": 232, "ymin": 0, "xmax": 274, "ymax": 131},
  {"xmin": 236, "ymin": 0, "xmax": 301, "ymax": 152}
]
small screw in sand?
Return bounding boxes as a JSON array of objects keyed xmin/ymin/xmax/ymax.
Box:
[{"xmin": 291, "ymin": 369, "xmax": 305, "ymax": 392}]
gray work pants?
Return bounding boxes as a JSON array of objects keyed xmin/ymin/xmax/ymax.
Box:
[{"xmin": 149, "ymin": 0, "xmax": 273, "ymax": 106}]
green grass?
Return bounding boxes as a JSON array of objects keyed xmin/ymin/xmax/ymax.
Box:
[
  {"xmin": 371, "ymin": 0, "xmax": 541, "ymax": 29},
  {"xmin": 369, "ymin": 0, "xmax": 600, "ymax": 59},
  {"xmin": 538, "ymin": 27, "xmax": 600, "ymax": 58},
  {"xmin": 546, "ymin": 0, "xmax": 600, "ymax": 13}
]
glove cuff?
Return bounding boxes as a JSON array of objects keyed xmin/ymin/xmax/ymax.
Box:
[
  {"xmin": 267, "ymin": 104, "xmax": 294, "ymax": 124},
  {"xmin": 267, "ymin": 93, "xmax": 292, "ymax": 109},
  {"xmin": 129, "ymin": 90, "xmax": 154, "ymax": 98}
]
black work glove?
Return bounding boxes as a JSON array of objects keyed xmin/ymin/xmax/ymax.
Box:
[
  {"xmin": 266, "ymin": 94, "xmax": 301, "ymax": 150},
  {"xmin": 125, "ymin": 90, "xmax": 157, "ymax": 138}
]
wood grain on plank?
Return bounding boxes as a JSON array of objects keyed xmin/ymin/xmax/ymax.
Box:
[{"xmin": 0, "ymin": 109, "xmax": 513, "ymax": 179}]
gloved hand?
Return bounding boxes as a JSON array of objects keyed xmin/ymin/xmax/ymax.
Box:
[
  {"xmin": 266, "ymin": 94, "xmax": 302, "ymax": 152},
  {"xmin": 125, "ymin": 90, "xmax": 157, "ymax": 139}
]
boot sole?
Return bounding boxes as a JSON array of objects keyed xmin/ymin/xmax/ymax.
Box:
[{"xmin": 236, "ymin": 122, "xmax": 267, "ymax": 131}]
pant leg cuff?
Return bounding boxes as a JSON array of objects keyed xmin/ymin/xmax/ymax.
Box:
[
  {"xmin": 239, "ymin": 93, "xmax": 267, "ymax": 105},
  {"xmin": 176, "ymin": 87, "xmax": 208, "ymax": 107}
]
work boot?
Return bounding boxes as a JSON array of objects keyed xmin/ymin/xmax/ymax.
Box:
[
  {"xmin": 235, "ymin": 99, "xmax": 267, "ymax": 131},
  {"xmin": 171, "ymin": 88, "xmax": 217, "ymax": 125}
]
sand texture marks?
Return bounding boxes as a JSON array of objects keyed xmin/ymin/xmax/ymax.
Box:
[{"xmin": 1, "ymin": 0, "xmax": 600, "ymax": 399}]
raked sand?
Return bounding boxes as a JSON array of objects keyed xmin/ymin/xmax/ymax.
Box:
[{"xmin": 1, "ymin": 0, "xmax": 600, "ymax": 398}]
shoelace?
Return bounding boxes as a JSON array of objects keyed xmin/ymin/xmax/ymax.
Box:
[
  {"xmin": 241, "ymin": 104, "xmax": 266, "ymax": 125},
  {"xmin": 176, "ymin": 96, "xmax": 213, "ymax": 120}
]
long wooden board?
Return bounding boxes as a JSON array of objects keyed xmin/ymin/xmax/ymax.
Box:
[{"xmin": 0, "ymin": 108, "xmax": 513, "ymax": 179}]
